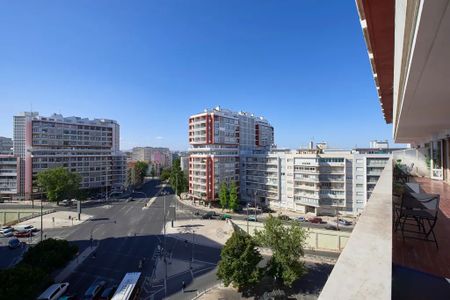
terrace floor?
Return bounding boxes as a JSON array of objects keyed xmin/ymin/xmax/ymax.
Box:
[{"xmin": 392, "ymin": 176, "xmax": 450, "ymax": 279}]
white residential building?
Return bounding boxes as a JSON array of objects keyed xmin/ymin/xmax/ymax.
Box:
[
  {"xmin": 188, "ymin": 107, "xmax": 274, "ymax": 202},
  {"xmin": 13, "ymin": 112, "xmax": 126, "ymax": 199}
]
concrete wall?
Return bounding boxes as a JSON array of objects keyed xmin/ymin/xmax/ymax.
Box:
[
  {"xmin": 232, "ymin": 220, "xmax": 350, "ymax": 253},
  {"xmin": 319, "ymin": 159, "xmax": 392, "ymax": 300}
]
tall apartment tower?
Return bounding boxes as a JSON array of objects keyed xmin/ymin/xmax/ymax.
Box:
[
  {"xmin": 188, "ymin": 107, "xmax": 274, "ymax": 203},
  {"xmin": 13, "ymin": 112, "xmax": 126, "ymax": 199}
]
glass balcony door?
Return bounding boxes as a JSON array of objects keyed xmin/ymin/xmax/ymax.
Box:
[{"xmin": 431, "ymin": 140, "xmax": 443, "ymax": 180}]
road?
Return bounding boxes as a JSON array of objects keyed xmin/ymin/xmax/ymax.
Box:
[{"xmin": 29, "ymin": 179, "xmax": 220, "ymax": 299}]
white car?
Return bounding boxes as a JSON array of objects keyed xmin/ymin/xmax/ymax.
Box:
[
  {"xmin": 37, "ymin": 282, "xmax": 69, "ymax": 300},
  {"xmin": 14, "ymin": 224, "xmax": 35, "ymax": 232},
  {"xmin": 0, "ymin": 226, "xmax": 13, "ymax": 234}
]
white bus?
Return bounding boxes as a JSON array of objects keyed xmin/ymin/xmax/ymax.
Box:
[{"xmin": 111, "ymin": 272, "xmax": 142, "ymax": 300}]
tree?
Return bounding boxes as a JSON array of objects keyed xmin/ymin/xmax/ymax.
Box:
[
  {"xmin": 150, "ymin": 165, "xmax": 156, "ymax": 178},
  {"xmin": 170, "ymin": 159, "xmax": 188, "ymax": 196},
  {"xmin": 217, "ymin": 230, "xmax": 262, "ymax": 291},
  {"xmin": 219, "ymin": 182, "xmax": 228, "ymax": 210},
  {"xmin": 134, "ymin": 161, "xmax": 148, "ymax": 185},
  {"xmin": 229, "ymin": 181, "xmax": 238, "ymax": 211},
  {"xmin": 255, "ymin": 215, "xmax": 307, "ymax": 287},
  {"xmin": 160, "ymin": 168, "xmax": 171, "ymax": 181},
  {"xmin": 36, "ymin": 167, "xmax": 81, "ymax": 203}
]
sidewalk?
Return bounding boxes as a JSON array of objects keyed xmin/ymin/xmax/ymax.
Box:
[
  {"xmin": 16, "ymin": 210, "xmax": 93, "ymax": 230},
  {"xmin": 165, "ymin": 219, "xmax": 233, "ymax": 248}
]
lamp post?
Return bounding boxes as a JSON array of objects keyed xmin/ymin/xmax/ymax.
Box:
[
  {"xmin": 246, "ymin": 203, "xmax": 250, "ymax": 234},
  {"xmin": 254, "ymin": 190, "xmax": 258, "ymax": 222}
]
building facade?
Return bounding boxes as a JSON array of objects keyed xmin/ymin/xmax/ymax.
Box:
[
  {"xmin": 241, "ymin": 147, "xmax": 393, "ymax": 216},
  {"xmin": 0, "ymin": 155, "xmax": 19, "ymax": 200},
  {"xmin": 131, "ymin": 147, "xmax": 172, "ymax": 174},
  {"xmin": 188, "ymin": 107, "xmax": 274, "ymax": 202},
  {"xmin": 0, "ymin": 137, "xmax": 13, "ymax": 155},
  {"xmin": 13, "ymin": 112, "xmax": 126, "ymax": 199}
]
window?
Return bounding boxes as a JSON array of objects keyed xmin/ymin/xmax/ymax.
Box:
[
  {"xmin": 356, "ymin": 184, "xmax": 364, "ymax": 188},
  {"xmin": 356, "ymin": 192, "xmax": 364, "ymax": 196},
  {"xmin": 356, "ymin": 167, "xmax": 363, "ymax": 172}
]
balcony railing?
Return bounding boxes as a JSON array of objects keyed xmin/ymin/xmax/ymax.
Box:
[{"xmin": 319, "ymin": 159, "xmax": 392, "ymax": 300}]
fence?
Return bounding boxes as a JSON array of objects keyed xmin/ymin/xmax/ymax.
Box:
[
  {"xmin": 0, "ymin": 209, "xmax": 55, "ymax": 226},
  {"xmin": 231, "ymin": 220, "xmax": 350, "ymax": 253}
]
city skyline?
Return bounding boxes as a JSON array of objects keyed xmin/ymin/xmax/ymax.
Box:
[{"xmin": 0, "ymin": 1, "xmax": 397, "ymax": 151}]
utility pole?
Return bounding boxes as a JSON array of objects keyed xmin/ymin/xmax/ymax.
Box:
[
  {"xmin": 254, "ymin": 190, "xmax": 258, "ymax": 222},
  {"xmin": 246, "ymin": 203, "xmax": 249, "ymax": 234}
]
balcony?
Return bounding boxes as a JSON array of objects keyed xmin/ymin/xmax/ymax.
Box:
[{"xmin": 319, "ymin": 159, "xmax": 392, "ymax": 300}]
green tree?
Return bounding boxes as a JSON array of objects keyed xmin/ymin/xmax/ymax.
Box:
[
  {"xmin": 160, "ymin": 168, "xmax": 171, "ymax": 181},
  {"xmin": 150, "ymin": 165, "xmax": 156, "ymax": 178},
  {"xmin": 217, "ymin": 230, "xmax": 262, "ymax": 291},
  {"xmin": 36, "ymin": 167, "xmax": 81, "ymax": 203},
  {"xmin": 134, "ymin": 161, "xmax": 149, "ymax": 185},
  {"xmin": 170, "ymin": 159, "xmax": 188, "ymax": 196},
  {"xmin": 219, "ymin": 182, "xmax": 229, "ymax": 210},
  {"xmin": 229, "ymin": 181, "xmax": 238, "ymax": 211},
  {"xmin": 255, "ymin": 215, "xmax": 307, "ymax": 287}
]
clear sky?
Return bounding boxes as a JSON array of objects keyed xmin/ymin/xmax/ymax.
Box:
[{"xmin": 0, "ymin": 0, "xmax": 396, "ymax": 151}]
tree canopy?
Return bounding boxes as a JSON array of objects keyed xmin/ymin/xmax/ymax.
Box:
[
  {"xmin": 219, "ymin": 182, "xmax": 229, "ymax": 210},
  {"xmin": 134, "ymin": 161, "xmax": 149, "ymax": 185},
  {"xmin": 217, "ymin": 230, "xmax": 262, "ymax": 291},
  {"xmin": 36, "ymin": 167, "xmax": 81, "ymax": 202},
  {"xmin": 229, "ymin": 181, "xmax": 238, "ymax": 211},
  {"xmin": 169, "ymin": 158, "xmax": 188, "ymax": 196},
  {"xmin": 255, "ymin": 215, "xmax": 308, "ymax": 287}
]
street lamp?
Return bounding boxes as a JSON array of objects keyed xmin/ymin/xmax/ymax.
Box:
[{"xmin": 246, "ymin": 203, "xmax": 250, "ymax": 234}]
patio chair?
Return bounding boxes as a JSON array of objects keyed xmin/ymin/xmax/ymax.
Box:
[
  {"xmin": 393, "ymin": 192, "xmax": 424, "ymax": 232},
  {"xmin": 399, "ymin": 194, "xmax": 440, "ymax": 248}
]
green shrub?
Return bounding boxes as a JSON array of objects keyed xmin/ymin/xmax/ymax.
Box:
[
  {"xmin": 0, "ymin": 265, "xmax": 51, "ymax": 300},
  {"xmin": 21, "ymin": 238, "xmax": 78, "ymax": 273}
]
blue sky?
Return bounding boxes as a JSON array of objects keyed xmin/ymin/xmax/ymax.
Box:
[{"xmin": 0, "ymin": 0, "xmax": 395, "ymax": 151}]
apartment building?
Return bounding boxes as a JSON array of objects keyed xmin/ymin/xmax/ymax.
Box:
[
  {"xmin": 188, "ymin": 107, "xmax": 274, "ymax": 202},
  {"xmin": 13, "ymin": 112, "xmax": 126, "ymax": 199},
  {"xmin": 241, "ymin": 146, "xmax": 393, "ymax": 216},
  {"xmin": 0, "ymin": 155, "xmax": 19, "ymax": 200},
  {"xmin": 0, "ymin": 137, "xmax": 13, "ymax": 155},
  {"xmin": 131, "ymin": 147, "xmax": 172, "ymax": 171}
]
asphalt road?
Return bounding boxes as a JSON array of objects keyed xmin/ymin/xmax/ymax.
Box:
[{"xmin": 34, "ymin": 179, "xmax": 220, "ymax": 299}]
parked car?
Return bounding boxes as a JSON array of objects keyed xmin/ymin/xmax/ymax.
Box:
[
  {"xmin": 1, "ymin": 226, "xmax": 13, "ymax": 236},
  {"xmin": 37, "ymin": 283, "xmax": 69, "ymax": 300},
  {"xmin": 202, "ymin": 211, "xmax": 215, "ymax": 219},
  {"xmin": 99, "ymin": 284, "xmax": 117, "ymax": 300},
  {"xmin": 261, "ymin": 206, "xmax": 274, "ymax": 213},
  {"xmin": 220, "ymin": 214, "xmax": 232, "ymax": 220},
  {"xmin": 2, "ymin": 230, "xmax": 14, "ymax": 237},
  {"xmin": 325, "ymin": 225, "xmax": 339, "ymax": 231},
  {"xmin": 296, "ymin": 216, "xmax": 307, "ymax": 222},
  {"xmin": 59, "ymin": 199, "xmax": 71, "ymax": 206},
  {"xmin": 338, "ymin": 218, "xmax": 352, "ymax": 226},
  {"xmin": 262, "ymin": 289, "xmax": 287, "ymax": 300},
  {"xmin": 14, "ymin": 224, "xmax": 36, "ymax": 232},
  {"xmin": 58, "ymin": 295, "xmax": 77, "ymax": 300},
  {"xmin": 14, "ymin": 230, "xmax": 32, "ymax": 237},
  {"xmin": 277, "ymin": 215, "xmax": 291, "ymax": 221},
  {"xmin": 8, "ymin": 238, "xmax": 21, "ymax": 249},
  {"xmin": 83, "ymin": 281, "xmax": 106, "ymax": 300},
  {"xmin": 247, "ymin": 215, "xmax": 257, "ymax": 222},
  {"xmin": 308, "ymin": 217, "xmax": 323, "ymax": 224},
  {"xmin": 126, "ymin": 197, "xmax": 134, "ymax": 202}
]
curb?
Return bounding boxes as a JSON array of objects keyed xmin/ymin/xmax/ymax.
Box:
[
  {"xmin": 190, "ymin": 283, "xmax": 222, "ymax": 300},
  {"xmin": 54, "ymin": 245, "xmax": 98, "ymax": 282}
]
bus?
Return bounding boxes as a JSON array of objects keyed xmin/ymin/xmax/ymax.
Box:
[{"xmin": 111, "ymin": 272, "xmax": 142, "ymax": 300}]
